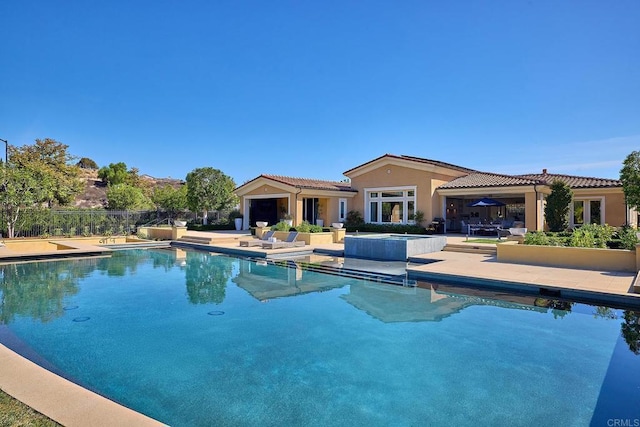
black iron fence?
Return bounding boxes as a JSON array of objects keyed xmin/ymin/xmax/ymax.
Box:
[{"xmin": 0, "ymin": 209, "xmax": 198, "ymax": 238}]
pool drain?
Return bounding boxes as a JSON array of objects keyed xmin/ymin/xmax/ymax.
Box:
[
  {"xmin": 72, "ymin": 317, "xmax": 90, "ymax": 322},
  {"xmin": 207, "ymin": 311, "xmax": 225, "ymax": 316}
]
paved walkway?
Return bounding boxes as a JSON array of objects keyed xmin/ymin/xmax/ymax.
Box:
[{"xmin": 407, "ymin": 250, "xmax": 638, "ymax": 303}]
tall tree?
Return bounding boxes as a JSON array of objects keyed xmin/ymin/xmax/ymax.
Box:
[
  {"xmin": 620, "ymin": 151, "xmax": 640, "ymax": 212},
  {"xmin": 152, "ymin": 184, "xmax": 188, "ymax": 219},
  {"xmin": 185, "ymin": 167, "xmax": 237, "ymax": 224},
  {"xmin": 544, "ymin": 180, "xmax": 573, "ymax": 232},
  {"xmin": 8, "ymin": 138, "xmax": 83, "ymax": 207},
  {"xmin": 0, "ymin": 165, "xmax": 50, "ymax": 238},
  {"xmin": 98, "ymin": 162, "xmax": 129, "ymax": 186},
  {"xmin": 98, "ymin": 163, "xmax": 151, "ymax": 196},
  {"xmin": 77, "ymin": 157, "xmax": 99, "ymax": 169},
  {"xmin": 106, "ymin": 184, "xmax": 152, "ymax": 210}
]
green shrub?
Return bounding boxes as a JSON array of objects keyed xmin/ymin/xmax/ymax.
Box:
[
  {"xmin": 570, "ymin": 224, "xmax": 614, "ymax": 248},
  {"xmin": 524, "ymin": 231, "xmax": 551, "ymax": 246},
  {"xmin": 615, "ymin": 226, "xmax": 639, "ymax": 250},
  {"xmin": 345, "ymin": 210, "xmax": 364, "ymax": 228},
  {"xmin": 295, "ymin": 221, "xmax": 312, "ymax": 233},
  {"xmin": 345, "ymin": 223, "xmax": 427, "ymax": 234},
  {"xmin": 524, "ymin": 231, "xmax": 565, "ymax": 246},
  {"xmin": 189, "ymin": 222, "xmax": 235, "ymax": 231},
  {"xmin": 293, "ymin": 221, "xmax": 324, "ymax": 233},
  {"xmin": 228, "ymin": 209, "xmax": 243, "ymax": 221},
  {"xmin": 271, "ymin": 221, "xmax": 291, "ymax": 232},
  {"xmin": 309, "ymin": 224, "xmax": 323, "ymax": 233},
  {"xmin": 544, "ymin": 180, "xmax": 573, "ymax": 232},
  {"xmin": 409, "ymin": 210, "xmax": 425, "ymax": 225}
]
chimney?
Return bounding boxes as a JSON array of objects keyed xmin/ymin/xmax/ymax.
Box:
[{"xmin": 542, "ymin": 168, "xmax": 547, "ymax": 174}]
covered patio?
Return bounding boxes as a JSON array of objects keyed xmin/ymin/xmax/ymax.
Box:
[{"xmin": 436, "ymin": 172, "xmax": 546, "ymax": 232}]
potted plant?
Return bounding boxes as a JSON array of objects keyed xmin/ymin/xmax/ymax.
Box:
[
  {"xmin": 229, "ymin": 210, "xmax": 244, "ymax": 230},
  {"xmin": 282, "ymin": 213, "xmax": 293, "ymax": 227},
  {"xmin": 316, "ymin": 203, "xmax": 324, "ymax": 227}
]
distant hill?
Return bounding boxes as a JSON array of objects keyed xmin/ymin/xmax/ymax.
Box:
[{"xmin": 74, "ymin": 169, "xmax": 184, "ymax": 208}]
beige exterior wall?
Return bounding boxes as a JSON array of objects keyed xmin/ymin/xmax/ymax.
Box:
[
  {"xmin": 524, "ymin": 192, "xmax": 542, "ymax": 231},
  {"xmin": 497, "ymin": 242, "xmax": 637, "ymax": 272},
  {"xmin": 237, "ymin": 179, "xmax": 355, "ymax": 227},
  {"xmin": 349, "ymin": 164, "xmax": 460, "ymax": 223},
  {"xmin": 571, "ymin": 189, "xmax": 627, "ymax": 227}
]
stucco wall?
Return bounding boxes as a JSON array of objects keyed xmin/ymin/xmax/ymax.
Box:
[
  {"xmin": 524, "ymin": 192, "xmax": 540, "ymax": 231},
  {"xmin": 497, "ymin": 242, "xmax": 637, "ymax": 272},
  {"xmin": 571, "ymin": 189, "xmax": 627, "ymax": 227},
  {"xmin": 349, "ymin": 165, "xmax": 459, "ymax": 223}
]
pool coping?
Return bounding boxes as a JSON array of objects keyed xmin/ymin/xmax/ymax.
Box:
[
  {"xmin": 408, "ymin": 269, "xmax": 640, "ymax": 309},
  {"xmin": 0, "ymin": 344, "xmax": 166, "ymax": 426}
]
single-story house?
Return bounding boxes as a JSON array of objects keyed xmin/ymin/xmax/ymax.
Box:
[{"xmin": 234, "ymin": 154, "xmax": 636, "ymax": 232}]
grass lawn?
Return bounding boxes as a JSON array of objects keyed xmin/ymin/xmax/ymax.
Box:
[
  {"xmin": 0, "ymin": 389, "xmax": 61, "ymax": 427},
  {"xmin": 464, "ymin": 238, "xmax": 505, "ymax": 244}
]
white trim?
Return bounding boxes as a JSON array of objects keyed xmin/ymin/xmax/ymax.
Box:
[
  {"xmin": 364, "ymin": 185, "xmax": 417, "ymax": 224},
  {"xmin": 242, "ymin": 193, "xmax": 291, "ymax": 230},
  {"xmin": 570, "ymin": 196, "xmax": 606, "ymax": 227}
]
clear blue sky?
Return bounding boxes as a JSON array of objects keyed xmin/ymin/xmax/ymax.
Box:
[{"xmin": 1, "ymin": 1, "xmax": 638, "ymax": 184}]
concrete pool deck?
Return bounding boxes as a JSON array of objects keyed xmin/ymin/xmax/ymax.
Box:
[{"xmin": 0, "ymin": 230, "xmax": 638, "ymax": 425}]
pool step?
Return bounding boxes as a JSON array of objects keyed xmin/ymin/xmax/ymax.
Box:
[
  {"xmin": 443, "ymin": 244, "xmax": 497, "ymax": 255},
  {"xmin": 175, "ymin": 235, "xmax": 240, "ymax": 245},
  {"xmin": 263, "ymin": 259, "xmax": 415, "ymax": 287}
]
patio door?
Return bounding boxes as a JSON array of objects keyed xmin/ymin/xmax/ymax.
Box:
[{"xmin": 303, "ymin": 198, "xmax": 319, "ymax": 224}]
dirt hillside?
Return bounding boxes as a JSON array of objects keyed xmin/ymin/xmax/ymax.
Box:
[{"xmin": 75, "ymin": 169, "xmax": 184, "ymax": 208}]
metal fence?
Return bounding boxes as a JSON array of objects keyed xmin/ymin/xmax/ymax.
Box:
[{"xmin": 0, "ymin": 209, "xmax": 197, "ymax": 238}]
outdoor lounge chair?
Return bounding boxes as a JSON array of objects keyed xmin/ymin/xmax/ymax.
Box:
[
  {"xmin": 261, "ymin": 231, "xmax": 306, "ymax": 249},
  {"xmin": 239, "ymin": 230, "xmax": 275, "ymax": 247}
]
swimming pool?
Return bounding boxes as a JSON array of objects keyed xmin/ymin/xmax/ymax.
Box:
[{"xmin": 1, "ymin": 249, "xmax": 639, "ymax": 425}]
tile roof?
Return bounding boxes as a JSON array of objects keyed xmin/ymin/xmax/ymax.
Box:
[
  {"xmin": 343, "ymin": 153, "xmax": 477, "ymax": 175},
  {"xmin": 258, "ymin": 174, "xmax": 357, "ymax": 192},
  {"xmin": 438, "ymin": 172, "xmax": 542, "ymax": 189},
  {"xmin": 515, "ymin": 173, "xmax": 622, "ymax": 189},
  {"xmin": 439, "ymin": 171, "xmax": 622, "ymax": 190}
]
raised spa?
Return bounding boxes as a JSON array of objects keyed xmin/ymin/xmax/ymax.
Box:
[{"xmin": 344, "ymin": 234, "xmax": 447, "ymax": 261}]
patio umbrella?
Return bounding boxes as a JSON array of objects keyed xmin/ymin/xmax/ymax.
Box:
[
  {"xmin": 467, "ymin": 197, "xmax": 505, "ymax": 207},
  {"xmin": 467, "ymin": 197, "xmax": 505, "ymax": 220}
]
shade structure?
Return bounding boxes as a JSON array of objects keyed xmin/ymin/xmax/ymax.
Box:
[{"xmin": 467, "ymin": 197, "xmax": 505, "ymax": 207}]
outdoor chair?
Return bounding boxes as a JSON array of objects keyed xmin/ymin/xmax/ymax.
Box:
[
  {"xmin": 461, "ymin": 220, "xmax": 480, "ymax": 236},
  {"xmin": 261, "ymin": 231, "xmax": 305, "ymax": 249},
  {"xmin": 239, "ymin": 230, "xmax": 275, "ymax": 247}
]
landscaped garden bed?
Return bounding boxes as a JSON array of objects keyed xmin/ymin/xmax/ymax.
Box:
[{"xmin": 497, "ymin": 225, "xmax": 640, "ymax": 272}]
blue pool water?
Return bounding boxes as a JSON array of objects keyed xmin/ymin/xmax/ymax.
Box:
[{"xmin": 0, "ymin": 249, "xmax": 639, "ymax": 426}]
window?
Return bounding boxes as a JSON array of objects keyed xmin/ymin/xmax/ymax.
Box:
[
  {"xmin": 590, "ymin": 200, "xmax": 601, "ymax": 224},
  {"xmin": 369, "ymin": 202, "xmax": 378, "ymax": 222},
  {"xmin": 573, "ymin": 201, "xmax": 584, "ymax": 226},
  {"xmin": 571, "ymin": 198, "xmax": 604, "ymax": 226},
  {"xmin": 338, "ymin": 198, "xmax": 347, "ymax": 222},
  {"xmin": 365, "ymin": 187, "xmax": 416, "ymax": 224}
]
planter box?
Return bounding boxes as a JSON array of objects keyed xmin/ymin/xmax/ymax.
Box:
[{"xmin": 497, "ymin": 242, "xmax": 638, "ymax": 272}]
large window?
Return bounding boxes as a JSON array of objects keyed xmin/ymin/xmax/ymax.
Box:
[
  {"xmin": 571, "ymin": 198, "xmax": 604, "ymax": 226},
  {"xmin": 365, "ymin": 187, "xmax": 416, "ymax": 224}
]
